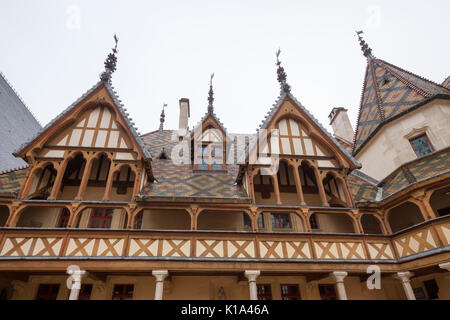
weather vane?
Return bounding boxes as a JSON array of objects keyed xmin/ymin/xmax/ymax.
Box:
[
  {"xmin": 208, "ymin": 73, "xmax": 215, "ymax": 114},
  {"xmin": 275, "ymin": 48, "xmax": 290, "ymax": 93}
]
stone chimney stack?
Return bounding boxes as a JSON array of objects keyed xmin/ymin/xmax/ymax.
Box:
[
  {"xmin": 328, "ymin": 107, "xmax": 354, "ymax": 144},
  {"xmin": 178, "ymin": 98, "xmax": 190, "ymax": 135}
]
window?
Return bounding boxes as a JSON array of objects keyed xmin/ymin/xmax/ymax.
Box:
[
  {"xmin": 57, "ymin": 208, "xmax": 70, "ymax": 228},
  {"xmin": 318, "ymin": 284, "xmax": 337, "ymax": 300},
  {"xmin": 243, "ymin": 214, "xmax": 265, "ymax": 229},
  {"xmin": 134, "ymin": 211, "xmax": 143, "ymax": 229},
  {"xmin": 36, "ymin": 284, "xmax": 60, "ymax": 300},
  {"xmin": 196, "ymin": 143, "xmax": 224, "ymax": 170},
  {"xmin": 280, "ymin": 284, "xmax": 301, "ymax": 300},
  {"xmin": 271, "ymin": 213, "xmax": 291, "ymax": 229},
  {"xmin": 423, "ymin": 279, "xmax": 439, "ymax": 299},
  {"xmin": 257, "ymin": 284, "xmax": 272, "ymax": 300},
  {"xmin": 89, "ymin": 208, "xmax": 113, "ymax": 229},
  {"xmin": 309, "ymin": 214, "xmax": 319, "ymax": 230},
  {"xmin": 112, "ymin": 284, "xmax": 134, "ymax": 300},
  {"xmin": 67, "ymin": 284, "xmax": 93, "ymax": 300},
  {"xmin": 409, "ymin": 134, "xmax": 433, "ymax": 157}
]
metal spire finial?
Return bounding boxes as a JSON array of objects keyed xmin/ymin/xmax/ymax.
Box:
[
  {"xmin": 159, "ymin": 103, "xmax": 167, "ymax": 131},
  {"xmin": 207, "ymin": 73, "xmax": 215, "ymax": 114},
  {"xmin": 101, "ymin": 34, "xmax": 119, "ymax": 82},
  {"xmin": 356, "ymin": 30, "xmax": 373, "ymax": 58},
  {"xmin": 276, "ymin": 49, "xmax": 291, "ymax": 93}
]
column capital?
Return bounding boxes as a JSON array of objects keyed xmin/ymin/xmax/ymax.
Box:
[
  {"xmin": 330, "ymin": 271, "xmax": 348, "ymax": 283},
  {"xmin": 152, "ymin": 270, "xmax": 169, "ymax": 282},
  {"xmin": 244, "ymin": 270, "xmax": 260, "ymax": 282},
  {"xmin": 394, "ymin": 271, "xmax": 414, "ymax": 282},
  {"xmin": 439, "ymin": 262, "xmax": 450, "ymax": 272}
]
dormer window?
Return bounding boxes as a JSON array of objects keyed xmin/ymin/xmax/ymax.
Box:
[{"xmin": 409, "ymin": 134, "xmax": 434, "ymax": 157}]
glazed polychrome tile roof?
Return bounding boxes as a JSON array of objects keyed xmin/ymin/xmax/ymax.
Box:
[
  {"xmin": 349, "ymin": 147, "xmax": 450, "ymax": 204},
  {"xmin": 138, "ymin": 159, "xmax": 248, "ymax": 200},
  {"xmin": 0, "ymin": 167, "xmax": 28, "ymax": 194},
  {"xmin": 353, "ymin": 58, "xmax": 450, "ymax": 156},
  {"xmin": 442, "ymin": 76, "xmax": 450, "ymax": 89}
]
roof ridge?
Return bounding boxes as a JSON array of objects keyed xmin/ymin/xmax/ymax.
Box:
[
  {"xmin": 377, "ymin": 58, "xmax": 450, "ymax": 96},
  {"xmin": 0, "ymin": 165, "xmax": 29, "ymax": 175},
  {"xmin": 350, "ymin": 169, "xmax": 379, "ymax": 186},
  {"xmin": 352, "ymin": 64, "xmax": 370, "ymax": 155},
  {"xmin": 0, "ymin": 71, "xmax": 42, "ymax": 128},
  {"xmin": 369, "ymin": 59, "xmax": 385, "ymax": 120}
]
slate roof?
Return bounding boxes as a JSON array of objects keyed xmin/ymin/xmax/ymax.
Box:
[
  {"xmin": 348, "ymin": 147, "xmax": 450, "ymax": 204},
  {"xmin": 0, "ymin": 72, "xmax": 41, "ymax": 172},
  {"xmin": 14, "ymin": 81, "xmax": 152, "ymax": 159},
  {"xmin": 138, "ymin": 159, "xmax": 248, "ymax": 200},
  {"xmin": 353, "ymin": 57, "xmax": 450, "ymax": 156},
  {"xmin": 0, "ymin": 167, "xmax": 28, "ymax": 194},
  {"xmin": 442, "ymin": 76, "xmax": 450, "ymax": 89},
  {"xmin": 258, "ymin": 91, "xmax": 361, "ymax": 168}
]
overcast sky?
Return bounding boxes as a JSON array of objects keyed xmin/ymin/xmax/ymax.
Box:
[{"xmin": 1, "ymin": 1, "xmax": 449, "ymax": 136}]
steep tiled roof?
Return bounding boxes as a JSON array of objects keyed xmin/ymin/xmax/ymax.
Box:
[
  {"xmin": 442, "ymin": 76, "xmax": 450, "ymax": 89},
  {"xmin": 14, "ymin": 81, "xmax": 151, "ymax": 159},
  {"xmin": 349, "ymin": 147, "xmax": 450, "ymax": 204},
  {"xmin": 353, "ymin": 58, "xmax": 450, "ymax": 156},
  {"xmin": 0, "ymin": 167, "xmax": 28, "ymax": 193},
  {"xmin": 141, "ymin": 130, "xmax": 178, "ymax": 159},
  {"xmin": 0, "ymin": 72, "xmax": 41, "ymax": 172},
  {"xmin": 138, "ymin": 159, "xmax": 248, "ymax": 200}
]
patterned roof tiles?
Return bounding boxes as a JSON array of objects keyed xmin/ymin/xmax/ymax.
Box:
[
  {"xmin": 442, "ymin": 76, "xmax": 450, "ymax": 89},
  {"xmin": 0, "ymin": 167, "xmax": 28, "ymax": 194},
  {"xmin": 139, "ymin": 159, "xmax": 248, "ymax": 200},
  {"xmin": 353, "ymin": 58, "xmax": 450, "ymax": 156}
]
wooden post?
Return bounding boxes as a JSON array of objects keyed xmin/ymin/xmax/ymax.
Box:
[
  {"xmin": 271, "ymin": 174, "xmax": 282, "ymax": 205},
  {"xmin": 314, "ymin": 167, "xmax": 329, "ymax": 206},
  {"xmin": 75, "ymin": 156, "xmax": 94, "ymax": 200},
  {"xmin": 292, "ymin": 164, "xmax": 306, "ymax": 205},
  {"xmin": 103, "ymin": 164, "xmax": 116, "ymax": 201},
  {"xmin": 49, "ymin": 160, "xmax": 68, "ymax": 200}
]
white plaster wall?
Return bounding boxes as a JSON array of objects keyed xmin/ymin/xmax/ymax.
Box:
[{"xmin": 356, "ymin": 100, "xmax": 450, "ymax": 180}]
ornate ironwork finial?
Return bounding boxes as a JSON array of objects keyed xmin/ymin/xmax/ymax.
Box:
[
  {"xmin": 100, "ymin": 34, "xmax": 119, "ymax": 82},
  {"xmin": 276, "ymin": 49, "xmax": 291, "ymax": 93},
  {"xmin": 159, "ymin": 103, "xmax": 167, "ymax": 131},
  {"xmin": 207, "ymin": 73, "xmax": 215, "ymax": 114},
  {"xmin": 356, "ymin": 30, "xmax": 373, "ymax": 58}
]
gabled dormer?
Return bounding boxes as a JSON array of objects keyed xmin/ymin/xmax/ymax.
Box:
[
  {"xmin": 13, "ymin": 43, "xmax": 152, "ymax": 203},
  {"xmin": 238, "ymin": 51, "xmax": 360, "ymax": 208}
]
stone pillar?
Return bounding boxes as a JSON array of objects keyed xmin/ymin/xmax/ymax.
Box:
[
  {"xmin": 330, "ymin": 271, "xmax": 348, "ymax": 300},
  {"xmin": 66, "ymin": 266, "xmax": 87, "ymax": 300},
  {"xmin": 244, "ymin": 270, "xmax": 260, "ymax": 300},
  {"xmin": 439, "ymin": 262, "xmax": 450, "ymax": 272},
  {"xmin": 152, "ymin": 270, "xmax": 169, "ymax": 300},
  {"xmin": 394, "ymin": 271, "xmax": 416, "ymax": 300}
]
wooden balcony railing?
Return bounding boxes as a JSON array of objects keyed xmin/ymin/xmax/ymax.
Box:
[{"xmin": 0, "ymin": 216, "xmax": 448, "ymax": 262}]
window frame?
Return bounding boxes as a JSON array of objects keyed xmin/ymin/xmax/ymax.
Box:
[
  {"xmin": 256, "ymin": 284, "xmax": 272, "ymax": 300},
  {"xmin": 112, "ymin": 284, "xmax": 134, "ymax": 300},
  {"xmin": 318, "ymin": 284, "xmax": 337, "ymax": 300},
  {"xmin": 409, "ymin": 134, "xmax": 434, "ymax": 157},
  {"xmin": 89, "ymin": 208, "xmax": 114, "ymax": 229},
  {"xmin": 270, "ymin": 213, "xmax": 292, "ymax": 229},
  {"xmin": 280, "ymin": 284, "xmax": 301, "ymax": 300}
]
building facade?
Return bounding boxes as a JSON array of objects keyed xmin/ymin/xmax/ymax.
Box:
[{"xmin": 0, "ymin": 34, "xmax": 449, "ymax": 300}]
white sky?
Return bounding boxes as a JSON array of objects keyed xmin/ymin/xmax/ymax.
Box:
[{"xmin": 1, "ymin": 0, "xmax": 449, "ymax": 136}]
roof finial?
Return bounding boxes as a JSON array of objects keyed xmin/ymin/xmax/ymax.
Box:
[
  {"xmin": 207, "ymin": 73, "xmax": 215, "ymax": 114},
  {"xmin": 276, "ymin": 49, "xmax": 291, "ymax": 93},
  {"xmin": 159, "ymin": 103, "xmax": 167, "ymax": 131},
  {"xmin": 356, "ymin": 30, "xmax": 373, "ymax": 59},
  {"xmin": 100, "ymin": 34, "xmax": 119, "ymax": 82}
]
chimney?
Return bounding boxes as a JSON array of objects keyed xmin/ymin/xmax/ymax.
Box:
[
  {"xmin": 178, "ymin": 98, "xmax": 190, "ymax": 136},
  {"xmin": 328, "ymin": 107, "xmax": 354, "ymax": 144}
]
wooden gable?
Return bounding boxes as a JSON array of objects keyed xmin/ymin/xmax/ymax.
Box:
[
  {"xmin": 254, "ymin": 96, "xmax": 358, "ymax": 170},
  {"xmin": 17, "ymin": 83, "xmax": 147, "ymax": 163}
]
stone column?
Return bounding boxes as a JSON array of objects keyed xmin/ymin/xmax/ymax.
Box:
[
  {"xmin": 439, "ymin": 262, "xmax": 450, "ymax": 272},
  {"xmin": 66, "ymin": 266, "xmax": 87, "ymax": 300},
  {"xmin": 152, "ymin": 270, "xmax": 169, "ymax": 300},
  {"xmin": 330, "ymin": 271, "xmax": 348, "ymax": 300},
  {"xmin": 244, "ymin": 270, "xmax": 260, "ymax": 300},
  {"xmin": 394, "ymin": 271, "xmax": 416, "ymax": 300}
]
